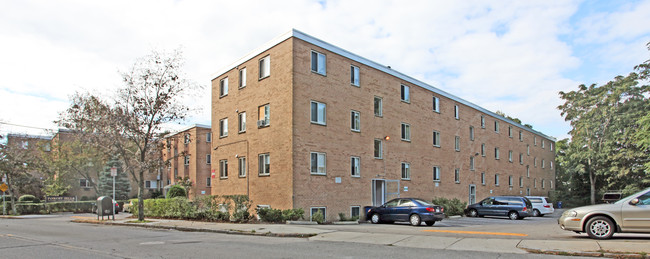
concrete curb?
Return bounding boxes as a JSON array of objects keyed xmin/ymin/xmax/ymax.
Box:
[
  {"xmin": 71, "ymin": 219, "xmax": 318, "ymax": 238},
  {"xmin": 522, "ymin": 248, "xmax": 649, "ymax": 258}
]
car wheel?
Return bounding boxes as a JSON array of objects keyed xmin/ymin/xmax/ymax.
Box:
[
  {"xmin": 370, "ymin": 214, "xmax": 381, "ymax": 224},
  {"xmin": 468, "ymin": 209, "xmax": 478, "ymax": 217},
  {"xmin": 410, "ymin": 214, "xmax": 421, "ymax": 226},
  {"xmin": 532, "ymin": 209, "xmax": 540, "ymax": 217},
  {"xmin": 508, "ymin": 211, "xmax": 519, "ymax": 220},
  {"xmin": 425, "ymin": 221, "xmax": 435, "ymax": 226},
  {"xmin": 586, "ymin": 216, "xmax": 615, "ymax": 239}
]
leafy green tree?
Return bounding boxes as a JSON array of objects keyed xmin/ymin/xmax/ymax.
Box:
[
  {"xmin": 97, "ymin": 156, "xmax": 131, "ymax": 200},
  {"xmin": 0, "ymin": 138, "xmax": 40, "ymax": 214}
]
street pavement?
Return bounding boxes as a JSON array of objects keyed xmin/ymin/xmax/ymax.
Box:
[{"xmin": 49, "ymin": 210, "xmax": 650, "ymax": 258}]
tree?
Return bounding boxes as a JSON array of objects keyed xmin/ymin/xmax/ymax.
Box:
[
  {"xmin": 495, "ymin": 110, "xmax": 533, "ymax": 129},
  {"xmin": 58, "ymin": 49, "xmax": 201, "ymax": 221},
  {"xmin": 97, "ymin": 156, "xmax": 131, "ymax": 200},
  {"xmin": 0, "ymin": 138, "xmax": 40, "ymax": 214}
]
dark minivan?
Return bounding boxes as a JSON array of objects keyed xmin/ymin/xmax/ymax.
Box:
[{"xmin": 465, "ymin": 196, "xmax": 533, "ymax": 220}]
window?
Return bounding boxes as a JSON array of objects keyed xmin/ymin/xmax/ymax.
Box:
[
  {"xmin": 542, "ymin": 179, "xmax": 545, "ymax": 189},
  {"xmin": 351, "ymin": 156, "xmax": 360, "ymax": 177},
  {"xmin": 433, "ymin": 131, "xmax": 441, "ymax": 147},
  {"xmin": 526, "ymin": 166, "xmax": 530, "ymax": 178},
  {"xmin": 509, "ymin": 176, "xmax": 513, "ymax": 187},
  {"xmin": 239, "ymin": 157, "xmax": 246, "ymax": 177},
  {"xmin": 433, "ymin": 166, "xmax": 440, "ymax": 181},
  {"xmin": 495, "ymin": 174, "xmax": 500, "ymax": 186},
  {"xmin": 80, "ymin": 179, "xmax": 90, "ymax": 188},
  {"xmin": 470, "ymin": 156, "xmax": 475, "ymax": 171},
  {"xmin": 481, "ymin": 172, "xmax": 486, "ymax": 185},
  {"xmin": 239, "ymin": 68, "xmax": 246, "ymax": 88},
  {"xmin": 519, "ymin": 153, "xmax": 524, "ymax": 165},
  {"xmin": 219, "ymin": 160, "xmax": 228, "ymax": 178},
  {"xmin": 184, "ymin": 134, "xmax": 190, "ymax": 144},
  {"xmin": 454, "ymin": 136, "xmax": 460, "ymax": 151},
  {"xmin": 374, "ymin": 139, "xmax": 383, "ymax": 159},
  {"xmin": 145, "ymin": 180, "xmax": 157, "ymax": 189},
  {"xmin": 527, "ymin": 144, "xmax": 530, "ymax": 155},
  {"xmin": 206, "ymin": 154, "xmax": 211, "ymax": 164},
  {"xmin": 311, "ymin": 50, "xmax": 326, "ymax": 75},
  {"xmin": 494, "ymin": 121, "xmax": 500, "ymax": 133},
  {"xmin": 550, "ymin": 142, "xmax": 554, "ymax": 151},
  {"xmin": 206, "ymin": 177, "xmax": 211, "ymax": 187},
  {"xmin": 401, "ymin": 162, "xmax": 410, "ymax": 180},
  {"xmin": 481, "ymin": 143, "xmax": 486, "ymax": 156},
  {"xmin": 495, "ymin": 147, "xmax": 500, "ymax": 160},
  {"xmin": 534, "ymin": 157, "xmax": 537, "ymax": 167},
  {"xmin": 508, "ymin": 150, "xmax": 513, "ymax": 162},
  {"xmin": 350, "ymin": 110, "xmax": 360, "ymax": 132},
  {"xmin": 481, "ymin": 116, "xmax": 485, "ymax": 128},
  {"xmin": 206, "ymin": 132, "xmax": 212, "ymax": 143},
  {"xmin": 508, "ymin": 126, "xmax": 512, "ymax": 138},
  {"xmin": 174, "ymin": 168, "xmax": 178, "ymax": 179},
  {"xmin": 310, "ymin": 152, "xmax": 327, "ymax": 175},
  {"xmin": 454, "ymin": 169, "xmax": 460, "ymax": 183},
  {"xmin": 350, "ymin": 65, "xmax": 359, "ymax": 86},
  {"xmin": 351, "ymin": 206, "xmax": 360, "ymax": 219},
  {"xmin": 400, "ymin": 84, "xmax": 410, "ymax": 103},
  {"xmin": 258, "ymin": 104, "xmax": 270, "ymax": 127},
  {"xmin": 166, "ymin": 139, "xmax": 171, "ymax": 150},
  {"xmin": 469, "ymin": 126, "xmax": 474, "ymax": 141},
  {"xmin": 219, "ymin": 77, "xmax": 228, "ymax": 97},
  {"xmin": 454, "ymin": 105, "xmax": 459, "ymax": 119},
  {"xmin": 259, "ymin": 56, "xmax": 270, "ymax": 79},
  {"xmin": 258, "ymin": 153, "xmax": 270, "ymax": 176},
  {"xmin": 550, "ymin": 161, "xmax": 553, "ymax": 169},
  {"xmin": 219, "ymin": 118, "xmax": 228, "ymax": 137},
  {"xmin": 519, "ymin": 131, "xmax": 523, "ymax": 141},
  {"xmin": 542, "ymin": 140, "xmax": 545, "ymax": 149},
  {"xmin": 184, "ymin": 155, "xmax": 190, "ymax": 165},
  {"xmin": 374, "ymin": 96, "xmax": 383, "ymax": 117},
  {"xmin": 534, "ymin": 178, "xmax": 537, "ymax": 188},
  {"xmin": 310, "ymin": 207, "xmax": 326, "ymax": 222},
  {"xmin": 238, "ymin": 112, "xmax": 246, "ymax": 133},
  {"xmin": 542, "ymin": 159, "xmax": 545, "ymax": 168},
  {"xmin": 310, "ymin": 101, "xmax": 326, "ymax": 125},
  {"xmin": 519, "ymin": 176, "xmax": 524, "ymax": 187},
  {"xmin": 401, "ymin": 123, "xmax": 411, "ymax": 141},
  {"xmin": 534, "ymin": 136, "xmax": 537, "ymax": 146},
  {"xmin": 425, "ymin": 96, "xmax": 437, "ymax": 114}
]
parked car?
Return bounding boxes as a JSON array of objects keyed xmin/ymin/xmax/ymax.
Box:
[
  {"xmin": 558, "ymin": 187, "xmax": 650, "ymax": 239},
  {"xmin": 366, "ymin": 198, "xmax": 445, "ymax": 226},
  {"xmin": 465, "ymin": 196, "xmax": 533, "ymax": 220},
  {"xmin": 525, "ymin": 196, "xmax": 554, "ymax": 217}
]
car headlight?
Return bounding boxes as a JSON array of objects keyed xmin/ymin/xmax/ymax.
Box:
[{"xmin": 566, "ymin": 210, "xmax": 577, "ymax": 217}]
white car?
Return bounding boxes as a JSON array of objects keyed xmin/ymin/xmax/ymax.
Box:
[{"xmin": 525, "ymin": 196, "xmax": 554, "ymax": 217}]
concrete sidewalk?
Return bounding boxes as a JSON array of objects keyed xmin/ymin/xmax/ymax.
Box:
[{"xmin": 67, "ymin": 215, "xmax": 649, "ymax": 258}]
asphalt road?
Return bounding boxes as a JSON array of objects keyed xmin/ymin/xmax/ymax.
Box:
[{"xmin": 0, "ymin": 214, "xmax": 584, "ymax": 259}]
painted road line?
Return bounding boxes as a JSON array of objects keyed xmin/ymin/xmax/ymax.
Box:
[{"xmin": 422, "ymin": 229, "xmax": 528, "ymax": 237}]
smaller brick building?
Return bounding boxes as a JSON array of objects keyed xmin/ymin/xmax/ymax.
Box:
[{"xmin": 162, "ymin": 125, "xmax": 212, "ymax": 198}]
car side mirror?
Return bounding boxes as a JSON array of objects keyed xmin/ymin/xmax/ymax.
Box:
[{"xmin": 629, "ymin": 198, "xmax": 639, "ymax": 206}]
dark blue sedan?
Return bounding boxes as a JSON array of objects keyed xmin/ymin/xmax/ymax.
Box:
[{"xmin": 366, "ymin": 198, "xmax": 445, "ymax": 226}]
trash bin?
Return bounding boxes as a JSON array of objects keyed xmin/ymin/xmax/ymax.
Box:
[
  {"xmin": 97, "ymin": 196, "xmax": 114, "ymax": 220},
  {"xmin": 557, "ymin": 201, "xmax": 562, "ymax": 208}
]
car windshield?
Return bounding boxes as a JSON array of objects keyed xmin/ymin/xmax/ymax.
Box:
[
  {"xmin": 614, "ymin": 188, "xmax": 650, "ymax": 204},
  {"xmin": 528, "ymin": 197, "xmax": 543, "ymax": 203},
  {"xmin": 414, "ymin": 199, "xmax": 434, "ymax": 206}
]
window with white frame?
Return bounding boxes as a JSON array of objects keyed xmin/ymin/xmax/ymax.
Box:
[
  {"xmin": 469, "ymin": 126, "xmax": 474, "ymax": 141},
  {"xmin": 454, "ymin": 168, "xmax": 460, "ymax": 183},
  {"xmin": 351, "ymin": 206, "xmax": 360, "ymax": 219},
  {"xmin": 542, "ymin": 159, "xmax": 545, "ymax": 168},
  {"xmin": 206, "ymin": 177, "xmax": 211, "ymax": 187},
  {"xmin": 455, "ymin": 136, "xmax": 460, "ymax": 151},
  {"xmin": 401, "ymin": 123, "xmax": 411, "ymax": 141},
  {"xmin": 542, "ymin": 140, "xmax": 545, "ymax": 149},
  {"xmin": 481, "ymin": 116, "xmax": 485, "ymax": 128},
  {"xmin": 550, "ymin": 161, "xmax": 553, "ymax": 169},
  {"xmin": 401, "ymin": 162, "xmax": 410, "ymax": 180},
  {"xmin": 454, "ymin": 105, "xmax": 459, "ymax": 119},
  {"xmin": 526, "ymin": 166, "xmax": 530, "ymax": 178},
  {"xmin": 206, "ymin": 154, "xmax": 211, "ymax": 164},
  {"xmin": 351, "ymin": 156, "xmax": 360, "ymax": 177},
  {"xmin": 495, "ymin": 174, "xmax": 500, "ymax": 186},
  {"xmin": 239, "ymin": 157, "xmax": 246, "ymax": 177},
  {"xmin": 145, "ymin": 180, "xmax": 157, "ymax": 189},
  {"xmin": 310, "ymin": 101, "xmax": 326, "ymax": 125},
  {"xmin": 258, "ymin": 153, "xmax": 270, "ymax": 176},
  {"xmin": 534, "ymin": 157, "xmax": 537, "ymax": 167},
  {"xmin": 238, "ymin": 112, "xmax": 246, "ymax": 133},
  {"xmin": 534, "ymin": 136, "xmax": 537, "ymax": 146},
  {"xmin": 239, "ymin": 68, "xmax": 246, "ymax": 88},
  {"xmin": 184, "ymin": 155, "xmax": 190, "ymax": 165},
  {"xmin": 519, "ymin": 176, "xmax": 523, "ymax": 187},
  {"xmin": 433, "ymin": 131, "xmax": 441, "ymax": 147},
  {"xmin": 219, "ymin": 77, "xmax": 228, "ymax": 97},
  {"xmin": 374, "ymin": 139, "xmax": 382, "ymax": 159},
  {"xmin": 219, "ymin": 118, "xmax": 228, "ymax": 137},
  {"xmin": 80, "ymin": 178, "xmax": 91, "ymax": 188},
  {"xmin": 432, "ymin": 96, "xmax": 440, "ymax": 112},
  {"xmin": 527, "ymin": 144, "xmax": 530, "ymax": 155},
  {"xmin": 508, "ymin": 126, "xmax": 512, "ymax": 138},
  {"xmin": 310, "ymin": 207, "xmax": 326, "ymax": 222},
  {"xmin": 550, "ymin": 142, "xmax": 554, "ymax": 151},
  {"xmin": 495, "ymin": 147, "xmax": 500, "ymax": 160},
  {"xmin": 219, "ymin": 159, "xmax": 228, "ymax": 178},
  {"xmin": 206, "ymin": 132, "xmax": 212, "ymax": 143},
  {"xmin": 519, "ymin": 131, "xmax": 523, "ymax": 141},
  {"xmin": 509, "ymin": 176, "xmax": 513, "ymax": 187},
  {"xmin": 481, "ymin": 172, "xmax": 486, "ymax": 185},
  {"xmin": 534, "ymin": 178, "xmax": 537, "ymax": 188},
  {"xmin": 400, "ymin": 84, "xmax": 410, "ymax": 103},
  {"xmin": 351, "ymin": 110, "xmax": 360, "ymax": 132},
  {"xmin": 311, "ymin": 50, "xmax": 326, "ymax": 75},
  {"xmin": 508, "ymin": 150, "xmax": 513, "ymax": 162},
  {"xmin": 310, "ymin": 152, "xmax": 326, "ymax": 175},
  {"xmin": 258, "ymin": 104, "xmax": 270, "ymax": 127},
  {"xmin": 494, "ymin": 121, "xmax": 500, "ymax": 133},
  {"xmin": 350, "ymin": 65, "xmax": 359, "ymax": 86},
  {"xmin": 470, "ymin": 156, "xmax": 475, "ymax": 171},
  {"xmin": 259, "ymin": 56, "xmax": 270, "ymax": 79},
  {"xmin": 433, "ymin": 166, "xmax": 440, "ymax": 181},
  {"xmin": 542, "ymin": 179, "xmax": 545, "ymax": 189},
  {"xmin": 374, "ymin": 96, "xmax": 383, "ymax": 117},
  {"xmin": 481, "ymin": 143, "xmax": 486, "ymax": 156}
]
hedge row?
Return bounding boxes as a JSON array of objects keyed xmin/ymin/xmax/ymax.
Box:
[
  {"xmin": 3, "ymin": 201, "xmax": 96, "ymax": 214},
  {"xmin": 130, "ymin": 195, "xmax": 251, "ymax": 222}
]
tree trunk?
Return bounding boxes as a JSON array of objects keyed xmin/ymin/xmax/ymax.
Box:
[
  {"xmin": 138, "ymin": 169, "xmax": 144, "ymax": 221},
  {"xmin": 588, "ymin": 158, "xmax": 596, "ymax": 205},
  {"xmin": 7, "ymin": 174, "xmax": 17, "ymax": 215}
]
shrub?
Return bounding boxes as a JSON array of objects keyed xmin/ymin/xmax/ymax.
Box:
[
  {"xmin": 193, "ymin": 195, "xmax": 229, "ymax": 221},
  {"xmin": 150, "ymin": 190, "xmax": 163, "ymax": 199},
  {"xmin": 338, "ymin": 212, "xmax": 359, "ymax": 221},
  {"xmin": 226, "ymin": 195, "xmax": 251, "ymax": 222},
  {"xmin": 167, "ymin": 185, "xmax": 187, "ymax": 199},
  {"xmin": 312, "ymin": 210, "xmax": 324, "ymax": 224},
  {"xmin": 80, "ymin": 196, "xmax": 89, "ymax": 201},
  {"xmin": 16, "ymin": 203, "xmax": 46, "ymax": 214},
  {"xmin": 282, "ymin": 208, "xmax": 304, "ymax": 221},
  {"xmin": 18, "ymin": 194, "xmax": 40, "ymax": 203},
  {"xmin": 432, "ymin": 197, "xmax": 467, "ymax": 217},
  {"xmin": 257, "ymin": 208, "xmax": 284, "ymax": 223}
]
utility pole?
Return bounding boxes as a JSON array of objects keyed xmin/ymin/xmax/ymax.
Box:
[{"xmin": 110, "ymin": 167, "xmax": 117, "ymax": 220}]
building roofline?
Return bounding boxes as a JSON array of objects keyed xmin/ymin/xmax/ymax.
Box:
[
  {"xmin": 7, "ymin": 133, "xmax": 53, "ymax": 140},
  {"xmin": 211, "ymin": 29, "xmax": 556, "ymax": 142},
  {"xmin": 164, "ymin": 124, "xmax": 211, "ymax": 138}
]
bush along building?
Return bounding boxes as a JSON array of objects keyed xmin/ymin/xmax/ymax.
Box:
[{"xmin": 210, "ymin": 29, "xmax": 556, "ymax": 222}]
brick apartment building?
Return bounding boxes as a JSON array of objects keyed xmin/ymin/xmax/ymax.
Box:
[
  {"xmin": 162, "ymin": 124, "xmax": 212, "ymax": 198},
  {"xmin": 210, "ymin": 29, "xmax": 556, "ymax": 221},
  {"xmin": 4, "ymin": 133, "xmax": 52, "ymax": 198}
]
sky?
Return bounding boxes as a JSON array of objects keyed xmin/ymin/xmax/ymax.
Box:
[{"xmin": 1, "ymin": 0, "xmax": 649, "ymax": 141}]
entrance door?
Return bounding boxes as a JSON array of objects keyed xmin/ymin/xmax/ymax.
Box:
[
  {"xmin": 469, "ymin": 184, "xmax": 476, "ymax": 205},
  {"xmin": 372, "ymin": 179, "xmax": 385, "ymax": 206}
]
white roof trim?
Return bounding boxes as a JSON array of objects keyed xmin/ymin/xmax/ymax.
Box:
[{"xmin": 211, "ymin": 29, "xmax": 556, "ymax": 141}]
